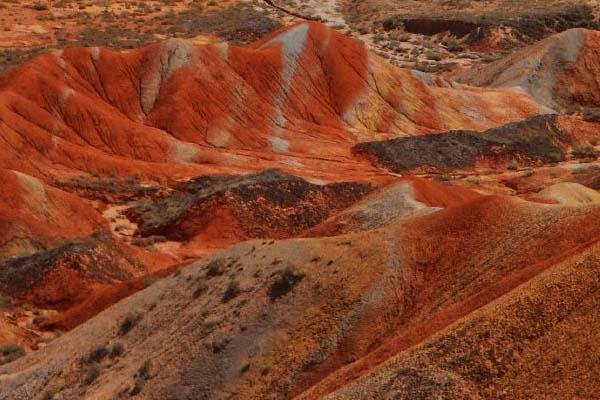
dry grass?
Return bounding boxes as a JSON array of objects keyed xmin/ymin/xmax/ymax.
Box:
[{"xmin": 0, "ymin": 0, "xmax": 282, "ymax": 73}]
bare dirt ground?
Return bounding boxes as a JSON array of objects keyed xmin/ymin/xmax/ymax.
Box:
[
  {"xmin": 272, "ymin": 0, "xmax": 600, "ymax": 72},
  {"xmin": 4, "ymin": 0, "xmax": 596, "ymax": 74},
  {"xmin": 0, "ymin": 0, "xmax": 284, "ymax": 72}
]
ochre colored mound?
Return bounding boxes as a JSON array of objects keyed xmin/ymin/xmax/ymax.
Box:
[
  {"xmin": 305, "ymin": 176, "xmax": 480, "ymax": 236},
  {"xmin": 538, "ymin": 182, "xmax": 600, "ymax": 205}
]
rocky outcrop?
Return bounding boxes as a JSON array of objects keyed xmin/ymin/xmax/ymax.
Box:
[
  {"xmin": 353, "ymin": 115, "xmax": 570, "ymax": 173},
  {"xmin": 128, "ymin": 169, "xmax": 373, "ymax": 244}
]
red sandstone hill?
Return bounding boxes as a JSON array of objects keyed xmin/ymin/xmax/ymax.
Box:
[
  {"xmin": 0, "ymin": 22, "xmax": 552, "ymax": 348},
  {"xmin": 0, "ymin": 169, "xmax": 106, "ymax": 256},
  {"xmin": 0, "ymin": 22, "xmax": 541, "ymax": 185}
]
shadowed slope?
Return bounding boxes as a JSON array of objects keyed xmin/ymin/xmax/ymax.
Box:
[
  {"xmin": 538, "ymin": 182, "xmax": 600, "ymax": 205},
  {"xmin": 127, "ymin": 169, "xmax": 373, "ymax": 258},
  {"xmin": 353, "ymin": 114, "xmax": 572, "ymax": 174},
  {"xmin": 0, "ymin": 233, "xmax": 176, "ymax": 331}
]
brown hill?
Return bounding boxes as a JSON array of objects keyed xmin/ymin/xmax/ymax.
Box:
[
  {"xmin": 457, "ymin": 28, "xmax": 600, "ymax": 111},
  {"xmin": 1, "ymin": 193, "xmax": 599, "ymax": 399},
  {"xmin": 305, "ymin": 176, "xmax": 480, "ymax": 236},
  {"xmin": 319, "ymin": 240, "xmax": 600, "ymax": 400},
  {"xmin": 127, "ymin": 169, "xmax": 373, "ymax": 258}
]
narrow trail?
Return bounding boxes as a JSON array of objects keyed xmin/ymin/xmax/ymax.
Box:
[
  {"xmin": 304, "ymin": 0, "xmax": 350, "ymax": 30},
  {"xmin": 260, "ymin": 0, "xmax": 379, "ymax": 62},
  {"xmin": 261, "ymin": 0, "xmax": 350, "ymax": 30},
  {"xmin": 261, "ymin": 0, "xmax": 320, "ymax": 21}
]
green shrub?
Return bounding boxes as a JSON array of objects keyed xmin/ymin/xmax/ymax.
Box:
[
  {"xmin": 572, "ymin": 143, "xmax": 599, "ymax": 159},
  {"xmin": 425, "ymin": 50, "xmax": 442, "ymax": 61},
  {"xmin": 222, "ymin": 280, "xmax": 240, "ymax": 302},
  {"xmin": 193, "ymin": 284, "xmax": 206, "ymax": 299},
  {"xmin": 206, "ymin": 258, "xmax": 226, "ymax": 277},
  {"xmin": 544, "ymin": 151, "xmax": 563, "ymax": 163},
  {"xmin": 137, "ymin": 360, "xmax": 151, "ymax": 380},
  {"xmin": 83, "ymin": 363, "xmax": 101, "ymax": 385},
  {"xmin": 86, "ymin": 345, "xmax": 108, "ymax": 364},
  {"xmin": 119, "ymin": 312, "xmax": 142, "ymax": 336},
  {"xmin": 129, "ymin": 360, "xmax": 152, "ymax": 395},
  {"xmin": 110, "ymin": 342, "xmax": 124, "ymax": 358},
  {"xmin": 0, "ymin": 343, "xmax": 25, "ymax": 365},
  {"xmin": 129, "ymin": 379, "xmax": 144, "ymax": 396},
  {"xmin": 240, "ymin": 361, "xmax": 250, "ymax": 374},
  {"xmin": 268, "ymin": 265, "xmax": 305, "ymax": 300}
]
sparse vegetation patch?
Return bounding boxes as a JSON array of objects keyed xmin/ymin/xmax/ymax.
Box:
[
  {"xmin": 119, "ymin": 312, "xmax": 142, "ymax": 336},
  {"xmin": 268, "ymin": 265, "xmax": 305, "ymax": 300},
  {"xmin": 0, "ymin": 343, "xmax": 25, "ymax": 365}
]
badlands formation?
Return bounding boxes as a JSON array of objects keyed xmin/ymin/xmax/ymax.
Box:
[{"xmin": 0, "ymin": 4, "xmax": 599, "ymax": 400}]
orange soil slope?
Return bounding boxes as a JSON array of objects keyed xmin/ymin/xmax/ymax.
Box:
[
  {"xmin": 0, "ymin": 169, "xmax": 106, "ymax": 256},
  {"xmin": 323, "ymin": 240, "xmax": 600, "ymax": 399},
  {"xmin": 0, "ymin": 232, "xmax": 177, "ymax": 330},
  {"xmin": 458, "ymin": 28, "xmax": 600, "ymax": 111},
  {"xmin": 2, "ymin": 193, "xmax": 599, "ymax": 399},
  {"xmin": 0, "ymin": 22, "xmax": 541, "ymax": 185},
  {"xmin": 305, "ymin": 176, "xmax": 481, "ymax": 236},
  {"xmin": 296, "ymin": 196, "xmax": 600, "ymax": 399},
  {"xmin": 0, "ymin": 167, "xmax": 178, "ymax": 345},
  {"xmin": 556, "ymin": 29, "xmax": 600, "ymax": 109}
]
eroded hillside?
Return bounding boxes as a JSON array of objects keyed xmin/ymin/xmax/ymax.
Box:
[{"xmin": 0, "ymin": 7, "xmax": 599, "ymax": 400}]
